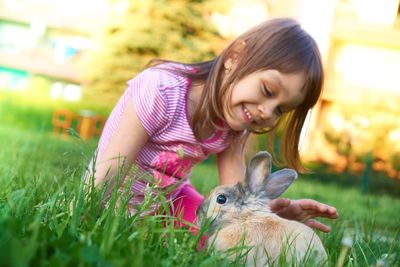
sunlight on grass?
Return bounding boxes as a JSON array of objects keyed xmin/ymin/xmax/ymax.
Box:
[{"xmin": 0, "ymin": 125, "xmax": 399, "ymax": 266}]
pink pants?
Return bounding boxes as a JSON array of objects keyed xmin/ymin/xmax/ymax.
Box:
[
  {"xmin": 168, "ymin": 183, "xmax": 208, "ymax": 249},
  {"xmin": 169, "ymin": 183, "xmax": 204, "ymax": 228}
]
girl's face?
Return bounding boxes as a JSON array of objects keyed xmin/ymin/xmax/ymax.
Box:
[{"xmin": 224, "ymin": 69, "xmax": 306, "ymax": 132}]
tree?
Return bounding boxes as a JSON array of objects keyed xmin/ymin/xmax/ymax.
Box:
[{"xmin": 82, "ymin": 0, "xmax": 230, "ymax": 104}]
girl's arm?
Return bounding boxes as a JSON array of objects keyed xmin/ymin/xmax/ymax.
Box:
[
  {"xmin": 93, "ymin": 98, "xmax": 149, "ymax": 187},
  {"xmin": 216, "ymin": 140, "xmax": 246, "ymax": 185}
]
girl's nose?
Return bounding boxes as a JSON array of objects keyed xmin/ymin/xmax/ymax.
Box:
[{"xmin": 258, "ymin": 104, "xmax": 273, "ymax": 120}]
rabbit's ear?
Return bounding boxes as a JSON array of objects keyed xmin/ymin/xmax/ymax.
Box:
[
  {"xmin": 245, "ymin": 151, "xmax": 272, "ymax": 193},
  {"xmin": 264, "ymin": 169, "xmax": 297, "ymax": 199}
]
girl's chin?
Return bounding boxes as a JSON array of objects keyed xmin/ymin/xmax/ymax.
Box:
[
  {"xmin": 224, "ymin": 110, "xmax": 250, "ymax": 131},
  {"xmin": 227, "ymin": 120, "xmax": 248, "ymax": 131}
]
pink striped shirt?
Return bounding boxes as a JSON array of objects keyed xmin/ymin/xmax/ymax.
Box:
[{"xmin": 96, "ymin": 65, "xmax": 230, "ymax": 214}]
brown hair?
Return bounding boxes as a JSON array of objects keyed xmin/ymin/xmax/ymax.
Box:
[{"xmin": 149, "ymin": 18, "xmax": 323, "ymax": 172}]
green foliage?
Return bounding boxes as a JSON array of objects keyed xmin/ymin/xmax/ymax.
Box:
[
  {"xmin": 82, "ymin": 0, "xmax": 230, "ymax": 104},
  {"xmin": 0, "ymin": 95, "xmax": 54, "ymax": 132},
  {"xmin": 0, "ymin": 93, "xmax": 112, "ymax": 133},
  {"xmin": 28, "ymin": 75, "xmax": 54, "ymax": 98},
  {"xmin": 1, "ymin": 125, "xmax": 400, "ymax": 266}
]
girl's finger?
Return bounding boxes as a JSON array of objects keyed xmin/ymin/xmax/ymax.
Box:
[
  {"xmin": 303, "ymin": 219, "xmax": 331, "ymax": 233},
  {"xmin": 298, "ymin": 199, "xmax": 338, "ymax": 216},
  {"xmin": 304, "ymin": 211, "xmax": 337, "ymax": 220}
]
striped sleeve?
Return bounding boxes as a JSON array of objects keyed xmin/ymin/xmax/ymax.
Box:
[{"xmin": 129, "ymin": 69, "xmax": 169, "ymax": 136}]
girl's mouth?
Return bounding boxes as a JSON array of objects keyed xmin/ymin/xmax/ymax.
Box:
[{"xmin": 242, "ymin": 105, "xmax": 254, "ymax": 125}]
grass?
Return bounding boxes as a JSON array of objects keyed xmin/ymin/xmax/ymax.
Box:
[
  {"xmin": 0, "ymin": 123, "xmax": 400, "ymax": 266},
  {"xmin": 0, "ymin": 93, "xmax": 112, "ymax": 132}
]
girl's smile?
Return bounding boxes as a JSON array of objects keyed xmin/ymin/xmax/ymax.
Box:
[{"xmin": 242, "ymin": 104, "xmax": 254, "ymax": 125}]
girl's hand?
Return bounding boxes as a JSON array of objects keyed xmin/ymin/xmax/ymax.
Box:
[{"xmin": 269, "ymin": 198, "xmax": 339, "ymax": 233}]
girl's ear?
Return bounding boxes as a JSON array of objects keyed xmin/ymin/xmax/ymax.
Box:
[
  {"xmin": 245, "ymin": 151, "xmax": 272, "ymax": 193},
  {"xmin": 224, "ymin": 40, "xmax": 246, "ymax": 72},
  {"xmin": 224, "ymin": 57, "xmax": 234, "ymax": 71}
]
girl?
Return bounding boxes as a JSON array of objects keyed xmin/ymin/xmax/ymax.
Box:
[{"xmin": 89, "ymin": 18, "xmax": 338, "ymax": 233}]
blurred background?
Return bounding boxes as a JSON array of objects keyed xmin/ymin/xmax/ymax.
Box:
[{"xmin": 0, "ymin": 0, "xmax": 399, "ymax": 196}]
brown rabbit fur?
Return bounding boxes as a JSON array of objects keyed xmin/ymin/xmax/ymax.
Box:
[{"xmin": 197, "ymin": 151, "xmax": 327, "ymax": 266}]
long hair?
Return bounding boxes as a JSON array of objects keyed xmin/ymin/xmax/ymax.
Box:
[{"xmin": 148, "ymin": 18, "xmax": 323, "ymax": 172}]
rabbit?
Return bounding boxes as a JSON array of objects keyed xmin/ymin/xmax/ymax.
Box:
[{"xmin": 196, "ymin": 151, "xmax": 327, "ymax": 266}]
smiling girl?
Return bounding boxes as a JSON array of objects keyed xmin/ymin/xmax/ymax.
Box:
[{"xmin": 88, "ymin": 17, "xmax": 338, "ymax": 234}]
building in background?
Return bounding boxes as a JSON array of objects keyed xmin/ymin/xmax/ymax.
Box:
[{"xmin": 0, "ymin": 0, "xmax": 110, "ymax": 101}]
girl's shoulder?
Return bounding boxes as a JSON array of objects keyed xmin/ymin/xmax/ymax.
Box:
[
  {"xmin": 127, "ymin": 63, "xmax": 190, "ymax": 95},
  {"xmin": 145, "ymin": 62, "xmax": 191, "ymax": 82}
]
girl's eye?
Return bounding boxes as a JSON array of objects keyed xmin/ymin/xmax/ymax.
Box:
[
  {"xmin": 263, "ymin": 84, "xmax": 272, "ymax": 96},
  {"xmin": 276, "ymin": 107, "xmax": 283, "ymax": 116},
  {"xmin": 216, "ymin": 194, "xmax": 227, "ymax": 204}
]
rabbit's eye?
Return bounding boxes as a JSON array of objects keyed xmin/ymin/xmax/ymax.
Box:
[{"xmin": 216, "ymin": 194, "xmax": 227, "ymax": 204}]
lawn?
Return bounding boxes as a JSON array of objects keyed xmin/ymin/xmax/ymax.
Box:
[{"xmin": 0, "ymin": 123, "xmax": 399, "ymax": 267}]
